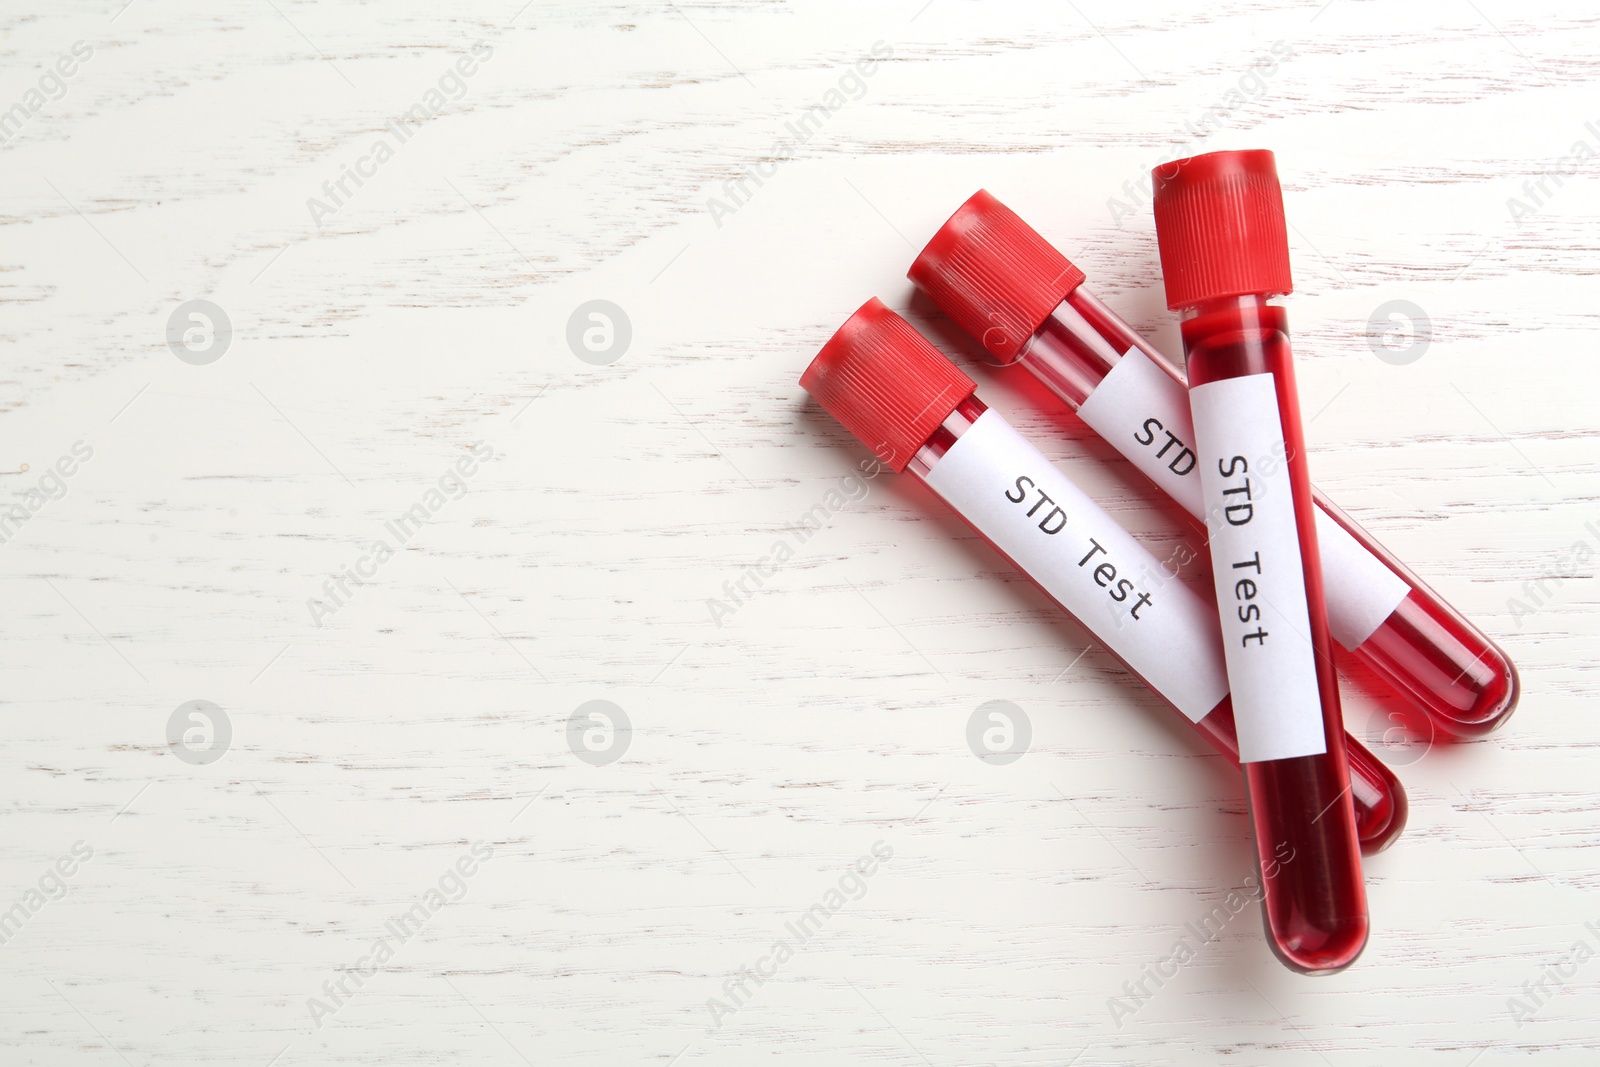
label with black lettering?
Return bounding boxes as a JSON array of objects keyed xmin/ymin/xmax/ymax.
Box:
[
  {"xmin": 1189, "ymin": 373, "xmax": 1326, "ymax": 763},
  {"xmin": 1076, "ymin": 346, "xmax": 1206, "ymax": 515},
  {"xmin": 1075, "ymin": 346, "xmax": 1408, "ymax": 650},
  {"xmin": 923, "ymin": 409, "xmax": 1228, "ymax": 723}
]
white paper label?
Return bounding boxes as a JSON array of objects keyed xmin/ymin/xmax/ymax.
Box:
[
  {"xmin": 1076, "ymin": 346, "xmax": 1207, "ymax": 517},
  {"xmin": 1075, "ymin": 346, "xmax": 1408, "ymax": 649},
  {"xmin": 1313, "ymin": 508, "xmax": 1409, "ymax": 649},
  {"xmin": 1189, "ymin": 373, "xmax": 1327, "ymax": 763},
  {"xmin": 924, "ymin": 410, "xmax": 1229, "ymax": 723}
]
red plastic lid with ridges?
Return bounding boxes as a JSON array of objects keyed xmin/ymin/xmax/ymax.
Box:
[
  {"xmin": 1150, "ymin": 150, "xmax": 1293, "ymax": 310},
  {"xmin": 908, "ymin": 190, "xmax": 1086, "ymax": 364},
  {"xmin": 801, "ymin": 299, "xmax": 976, "ymax": 473}
]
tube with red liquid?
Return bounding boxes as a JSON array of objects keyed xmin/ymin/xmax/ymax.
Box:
[
  {"xmin": 909, "ymin": 191, "xmax": 1518, "ymax": 741},
  {"xmin": 801, "ymin": 298, "xmax": 1405, "ymax": 861},
  {"xmin": 1155, "ymin": 149, "xmax": 1364, "ymax": 973}
]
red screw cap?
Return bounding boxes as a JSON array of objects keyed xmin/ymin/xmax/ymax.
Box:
[
  {"xmin": 908, "ymin": 190, "xmax": 1086, "ymax": 365},
  {"xmin": 801, "ymin": 299, "xmax": 975, "ymax": 473},
  {"xmin": 1150, "ymin": 149, "xmax": 1293, "ymax": 310}
]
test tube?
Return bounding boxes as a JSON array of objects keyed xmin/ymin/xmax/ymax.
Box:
[
  {"xmin": 801, "ymin": 298, "xmax": 1406, "ymax": 862},
  {"xmin": 1155, "ymin": 149, "xmax": 1365, "ymax": 973},
  {"xmin": 909, "ymin": 189, "xmax": 1518, "ymax": 740}
]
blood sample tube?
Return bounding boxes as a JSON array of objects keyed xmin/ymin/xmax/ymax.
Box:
[
  {"xmin": 1155, "ymin": 149, "xmax": 1365, "ymax": 973},
  {"xmin": 909, "ymin": 190, "xmax": 1518, "ymax": 740},
  {"xmin": 801, "ymin": 299, "xmax": 1406, "ymax": 861}
]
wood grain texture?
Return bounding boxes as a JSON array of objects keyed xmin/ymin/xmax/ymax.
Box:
[{"xmin": 0, "ymin": 0, "xmax": 1596, "ymax": 1063}]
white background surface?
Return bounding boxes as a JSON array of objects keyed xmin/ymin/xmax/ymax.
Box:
[{"xmin": 2, "ymin": 1, "xmax": 1597, "ymax": 1064}]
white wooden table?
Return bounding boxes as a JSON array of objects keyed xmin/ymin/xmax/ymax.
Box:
[{"xmin": 2, "ymin": 1, "xmax": 1596, "ymax": 1063}]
